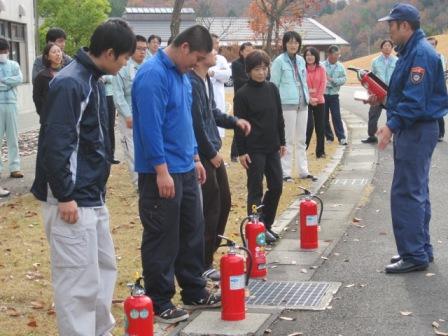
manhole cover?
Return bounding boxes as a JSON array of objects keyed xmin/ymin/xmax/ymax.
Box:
[{"xmin": 247, "ymin": 280, "xmax": 340, "ymax": 310}]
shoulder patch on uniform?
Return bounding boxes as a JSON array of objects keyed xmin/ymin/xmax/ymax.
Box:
[{"xmin": 410, "ymin": 66, "xmax": 425, "ymax": 84}]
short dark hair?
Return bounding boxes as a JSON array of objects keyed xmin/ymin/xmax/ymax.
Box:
[
  {"xmin": 89, "ymin": 19, "xmax": 136, "ymax": 58},
  {"xmin": 172, "ymin": 25, "xmax": 212, "ymax": 53},
  {"xmin": 0, "ymin": 38, "xmax": 9, "ymax": 51},
  {"xmin": 396, "ymin": 20, "xmax": 420, "ymax": 31},
  {"xmin": 303, "ymin": 46, "xmax": 320, "ymax": 66},
  {"xmin": 380, "ymin": 39, "xmax": 394, "ymax": 49},
  {"xmin": 427, "ymin": 36, "xmax": 437, "ymax": 46},
  {"xmin": 46, "ymin": 27, "xmax": 67, "ymax": 43},
  {"xmin": 148, "ymin": 34, "xmax": 161, "ymax": 44},
  {"xmin": 328, "ymin": 45, "xmax": 340, "ymax": 54},
  {"xmin": 245, "ymin": 50, "xmax": 270, "ymax": 73},
  {"xmin": 282, "ymin": 31, "xmax": 302, "ymax": 53},
  {"xmin": 42, "ymin": 42, "xmax": 61, "ymax": 68},
  {"xmin": 239, "ymin": 42, "xmax": 253, "ymax": 57},
  {"xmin": 135, "ymin": 35, "xmax": 147, "ymax": 43}
]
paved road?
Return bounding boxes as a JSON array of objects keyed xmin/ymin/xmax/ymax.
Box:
[{"xmin": 271, "ymin": 86, "xmax": 448, "ymax": 336}]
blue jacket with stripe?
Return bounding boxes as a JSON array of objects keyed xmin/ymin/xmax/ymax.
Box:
[
  {"xmin": 31, "ymin": 48, "xmax": 111, "ymax": 207},
  {"xmin": 386, "ymin": 29, "xmax": 448, "ymax": 132}
]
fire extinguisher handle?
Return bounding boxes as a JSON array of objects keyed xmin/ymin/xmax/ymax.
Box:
[{"xmin": 312, "ymin": 195, "xmax": 324, "ymax": 224}]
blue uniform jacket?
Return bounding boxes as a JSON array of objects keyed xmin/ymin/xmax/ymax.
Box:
[
  {"xmin": 386, "ymin": 29, "xmax": 448, "ymax": 132},
  {"xmin": 31, "ymin": 48, "xmax": 111, "ymax": 207},
  {"xmin": 132, "ymin": 50, "xmax": 198, "ymax": 174}
]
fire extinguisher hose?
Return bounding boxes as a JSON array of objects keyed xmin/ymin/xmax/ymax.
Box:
[
  {"xmin": 312, "ymin": 195, "xmax": 324, "ymax": 224},
  {"xmin": 239, "ymin": 216, "xmax": 251, "ymax": 248}
]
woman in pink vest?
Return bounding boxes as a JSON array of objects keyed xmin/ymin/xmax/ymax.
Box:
[{"xmin": 304, "ymin": 46, "xmax": 327, "ymax": 158}]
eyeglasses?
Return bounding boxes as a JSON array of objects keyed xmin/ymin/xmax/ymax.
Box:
[{"xmin": 136, "ymin": 47, "xmax": 148, "ymax": 51}]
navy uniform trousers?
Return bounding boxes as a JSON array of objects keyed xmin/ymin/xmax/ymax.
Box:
[{"xmin": 391, "ymin": 120, "xmax": 438, "ymax": 265}]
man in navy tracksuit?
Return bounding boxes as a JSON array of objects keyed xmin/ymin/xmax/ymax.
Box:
[
  {"xmin": 373, "ymin": 4, "xmax": 448, "ymax": 273},
  {"xmin": 31, "ymin": 20, "xmax": 136, "ymax": 335}
]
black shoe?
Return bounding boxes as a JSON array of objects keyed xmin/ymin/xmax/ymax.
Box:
[
  {"xmin": 317, "ymin": 154, "xmax": 326, "ymax": 159},
  {"xmin": 385, "ymin": 259, "xmax": 428, "ymax": 274},
  {"xmin": 265, "ymin": 230, "xmax": 277, "ymax": 244},
  {"xmin": 438, "ymin": 137, "xmax": 444, "ymax": 142},
  {"xmin": 390, "ymin": 255, "xmax": 434, "ymax": 263},
  {"xmin": 283, "ymin": 176, "xmax": 294, "ymax": 182},
  {"xmin": 202, "ymin": 268, "xmax": 221, "ymax": 281},
  {"xmin": 303, "ymin": 174, "xmax": 318, "ymax": 182},
  {"xmin": 155, "ymin": 307, "xmax": 189, "ymax": 324},
  {"xmin": 111, "ymin": 159, "xmax": 120, "ymax": 164},
  {"xmin": 361, "ymin": 136, "xmax": 378, "ymax": 144},
  {"xmin": 267, "ymin": 228, "xmax": 280, "ymax": 239},
  {"xmin": 183, "ymin": 292, "xmax": 221, "ymax": 311}
]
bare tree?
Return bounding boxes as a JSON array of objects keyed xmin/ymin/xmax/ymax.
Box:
[{"xmin": 170, "ymin": 0, "xmax": 185, "ymax": 39}]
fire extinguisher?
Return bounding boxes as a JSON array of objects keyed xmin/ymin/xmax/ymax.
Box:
[
  {"xmin": 347, "ymin": 67, "xmax": 388, "ymax": 103},
  {"xmin": 240, "ymin": 205, "xmax": 267, "ymax": 278},
  {"xmin": 218, "ymin": 235, "xmax": 252, "ymax": 321},
  {"xmin": 124, "ymin": 274, "xmax": 154, "ymax": 336},
  {"xmin": 298, "ymin": 187, "xmax": 324, "ymax": 250}
]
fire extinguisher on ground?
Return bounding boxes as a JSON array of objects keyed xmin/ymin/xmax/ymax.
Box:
[
  {"xmin": 124, "ymin": 273, "xmax": 154, "ymax": 336},
  {"xmin": 239, "ymin": 205, "xmax": 267, "ymax": 278},
  {"xmin": 218, "ymin": 235, "xmax": 253, "ymax": 321},
  {"xmin": 298, "ymin": 187, "xmax": 324, "ymax": 250}
]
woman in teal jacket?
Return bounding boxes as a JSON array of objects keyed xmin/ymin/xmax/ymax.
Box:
[{"xmin": 271, "ymin": 31, "xmax": 315, "ymax": 181}]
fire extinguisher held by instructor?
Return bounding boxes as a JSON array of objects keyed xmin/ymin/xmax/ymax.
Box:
[{"xmin": 368, "ymin": 3, "xmax": 448, "ymax": 274}]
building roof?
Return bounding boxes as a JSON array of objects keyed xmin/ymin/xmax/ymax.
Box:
[
  {"xmin": 199, "ymin": 17, "xmax": 349, "ymax": 46},
  {"xmin": 123, "ymin": 7, "xmax": 349, "ymax": 47}
]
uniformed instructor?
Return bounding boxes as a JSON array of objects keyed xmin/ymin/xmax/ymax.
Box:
[{"xmin": 370, "ymin": 3, "xmax": 448, "ymax": 274}]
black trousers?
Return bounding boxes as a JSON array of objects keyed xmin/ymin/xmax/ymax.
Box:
[
  {"xmin": 230, "ymin": 133, "xmax": 239, "ymax": 158},
  {"xmin": 139, "ymin": 170, "xmax": 207, "ymax": 314},
  {"xmin": 106, "ymin": 95, "xmax": 116, "ymax": 159},
  {"xmin": 367, "ymin": 104, "xmax": 383, "ymax": 137},
  {"xmin": 246, "ymin": 151, "xmax": 283, "ymax": 229},
  {"xmin": 306, "ymin": 103, "xmax": 325, "ymax": 157},
  {"xmin": 438, "ymin": 118, "xmax": 445, "ymax": 138},
  {"xmin": 201, "ymin": 159, "xmax": 231, "ymax": 269}
]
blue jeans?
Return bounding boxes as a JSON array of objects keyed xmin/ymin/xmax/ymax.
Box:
[
  {"xmin": 391, "ymin": 120, "xmax": 438, "ymax": 265},
  {"xmin": 324, "ymin": 94, "xmax": 345, "ymax": 142}
]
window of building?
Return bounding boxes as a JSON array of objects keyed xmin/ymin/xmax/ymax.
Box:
[{"xmin": 0, "ymin": 20, "xmax": 28, "ymax": 83}]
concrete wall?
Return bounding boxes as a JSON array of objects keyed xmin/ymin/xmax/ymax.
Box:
[{"xmin": 0, "ymin": 0, "xmax": 37, "ymax": 124}]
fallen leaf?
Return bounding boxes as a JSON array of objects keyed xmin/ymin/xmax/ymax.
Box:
[
  {"xmin": 333, "ymin": 253, "xmax": 340, "ymax": 256},
  {"xmin": 6, "ymin": 308, "xmax": 20, "ymax": 317},
  {"xmin": 300, "ymin": 268, "xmax": 308, "ymax": 274},
  {"xmin": 291, "ymin": 261, "xmax": 297, "ymax": 265},
  {"xmin": 345, "ymin": 284, "xmax": 355, "ymax": 288},
  {"xmin": 321, "ymin": 256, "xmax": 329, "ymax": 260},
  {"xmin": 287, "ymin": 333, "xmax": 303, "ymax": 336},
  {"xmin": 400, "ymin": 311, "xmax": 413, "ymax": 316},
  {"xmin": 310, "ymin": 266, "xmax": 318, "ymax": 269},
  {"xmin": 434, "ymin": 329, "xmax": 448, "ymax": 336},
  {"xmin": 264, "ymin": 329, "xmax": 272, "ymax": 334},
  {"xmin": 433, "ymin": 322, "xmax": 440, "ymax": 329},
  {"xmin": 30, "ymin": 301, "xmax": 45, "ymax": 309},
  {"xmin": 279, "ymin": 316, "xmax": 295, "ymax": 321},
  {"xmin": 426, "ymin": 273, "xmax": 436, "ymax": 277},
  {"xmin": 27, "ymin": 320, "xmax": 37, "ymax": 328},
  {"xmin": 353, "ymin": 217, "xmax": 362, "ymax": 222},
  {"xmin": 379, "ymin": 232, "xmax": 388, "ymax": 236}
]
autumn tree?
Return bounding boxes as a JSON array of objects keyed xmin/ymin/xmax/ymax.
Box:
[
  {"xmin": 170, "ymin": 0, "xmax": 186, "ymax": 39},
  {"xmin": 248, "ymin": 0, "xmax": 319, "ymax": 55}
]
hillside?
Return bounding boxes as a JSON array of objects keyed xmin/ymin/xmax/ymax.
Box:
[
  {"xmin": 343, "ymin": 33, "xmax": 448, "ymax": 84},
  {"xmin": 319, "ymin": 0, "xmax": 448, "ymax": 61}
]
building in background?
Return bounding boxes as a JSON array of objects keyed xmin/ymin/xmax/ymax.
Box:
[{"xmin": 0, "ymin": 0, "xmax": 36, "ymax": 125}]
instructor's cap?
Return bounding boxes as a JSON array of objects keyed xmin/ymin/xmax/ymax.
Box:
[{"xmin": 378, "ymin": 3, "xmax": 420, "ymax": 23}]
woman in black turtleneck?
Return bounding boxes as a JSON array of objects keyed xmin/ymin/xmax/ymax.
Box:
[
  {"xmin": 234, "ymin": 50, "xmax": 286, "ymax": 244},
  {"xmin": 33, "ymin": 42, "xmax": 63, "ymax": 125}
]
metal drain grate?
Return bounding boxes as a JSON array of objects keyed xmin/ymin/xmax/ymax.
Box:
[{"xmin": 246, "ymin": 280, "xmax": 340, "ymax": 310}]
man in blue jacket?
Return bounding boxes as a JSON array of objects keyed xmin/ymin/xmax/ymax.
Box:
[
  {"xmin": 132, "ymin": 25, "xmax": 221, "ymax": 324},
  {"xmin": 31, "ymin": 19, "xmax": 136, "ymax": 335},
  {"xmin": 372, "ymin": 3, "xmax": 448, "ymax": 273}
]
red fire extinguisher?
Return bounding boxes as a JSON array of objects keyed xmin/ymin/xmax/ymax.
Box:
[
  {"xmin": 124, "ymin": 274, "xmax": 154, "ymax": 336},
  {"xmin": 240, "ymin": 205, "xmax": 267, "ymax": 278},
  {"xmin": 348, "ymin": 67, "xmax": 388, "ymax": 102},
  {"xmin": 298, "ymin": 187, "xmax": 324, "ymax": 250},
  {"xmin": 219, "ymin": 235, "xmax": 252, "ymax": 321}
]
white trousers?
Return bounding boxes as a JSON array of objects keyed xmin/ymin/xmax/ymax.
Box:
[
  {"xmin": 281, "ymin": 105, "xmax": 309, "ymax": 178},
  {"xmin": 42, "ymin": 203, "xmax": 117, "ymax": 336},
  {"xmin": 118, "ymin": 116, "xmax": 138, "ymax": 185}
]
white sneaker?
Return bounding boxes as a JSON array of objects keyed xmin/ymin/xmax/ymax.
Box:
[
  {"xmin": 0, "ymin": 187, "xmax": 10, "ymax": 198},
  {"xmin": 339, "ymin": 138, "xmax": 348, "ymax": 145}
]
